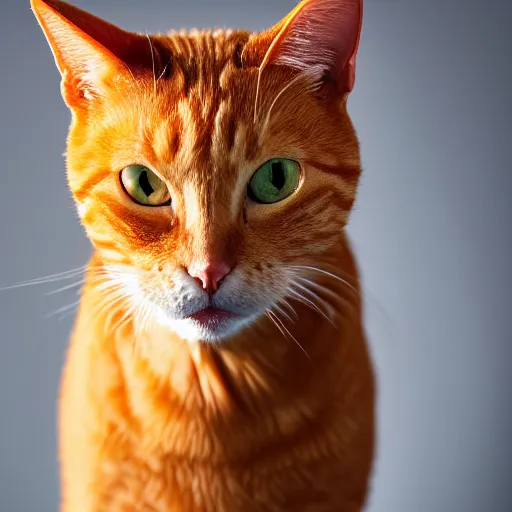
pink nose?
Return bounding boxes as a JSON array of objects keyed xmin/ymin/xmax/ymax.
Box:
[{"xmin": 188, "ymin": 261, "xmax": 234, "ymax": 294}]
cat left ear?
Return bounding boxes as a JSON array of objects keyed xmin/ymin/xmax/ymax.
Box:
[
  {"xmin": 259, "ymin": 0, "xmax": 363, "ymax": 96},
  {"xmin": 31, "ymin": 0, "xmax": 151, "ymax": 104}
]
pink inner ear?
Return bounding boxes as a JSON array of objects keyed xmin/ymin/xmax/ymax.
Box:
[
  {"xmin": 43, "ymin": 1, "xmax": 143, "ymax": 65},
  {"xmin": 32, "ymin": 0, "xmax": 151, "ymax": 74},
  {"xmin": 270, "ymin": 0, "xmax": 363, "ymax": 93}
]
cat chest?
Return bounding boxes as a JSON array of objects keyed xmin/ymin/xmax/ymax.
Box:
[{"xmin": 97, "ymin": 451, "xmax": 345, "ymax": 512}]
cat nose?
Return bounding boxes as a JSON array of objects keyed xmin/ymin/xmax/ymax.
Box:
[{"xmin": 188, "ymin": 261, "xmax": 234, "ymax": 294}]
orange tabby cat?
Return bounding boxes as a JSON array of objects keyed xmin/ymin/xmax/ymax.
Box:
[{"xmin": 31, "ymin": 0, "xmax": 374, "ymax": 510}]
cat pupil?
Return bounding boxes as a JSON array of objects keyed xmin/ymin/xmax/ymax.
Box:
[
  {"xmin": 270, "ymin": 162, "xmax": 285, "ymax": 190},
  {"xmin": 139, "ymin": 170, "xmax": 155, "ymax": 197}
]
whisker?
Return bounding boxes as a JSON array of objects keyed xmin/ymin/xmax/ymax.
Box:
[
  {"xmin": 253, "ymin": 71, "xmax": 263, "ymax": 124},
  {"xmin": 108, "ymin": 297, "xmax": 135, "ymax": 335},
  {"xmin": 121, "ymin": 61, "xmax": 137, "ymax": 86},
  {"xmin": 91, "ymin": 266, "xmax": 151, "ymax": 340},
  {"xmin": 288, "ymin": 283, "xmax": 334, "ymax": 325},
  {"xmin": 267, "ymin": 310, "xmax": 310, "ymax": 359},
  {"xmin": 289, "ymin": 265, "xmax": 359, "ymax": 295},
  {"xmin": 292, "ymin": 280, "xmax": 331, "ymax": 310},
  {"xmin": 262, "ymin": 71, "xmax": 308, "ymax": 134},
  {"xmin": 138, "ymin": 301, "xmax": 155, "ymax": 338},
  {"xmin": 46, "ymin": 279, "xmax": 85, "ymax": 296},
  {"xmin": 157, "ymin": 58, "xmax": 172, "ymax": 80},
  {"xmin": 315, "ymin": 262, "xmax": 393, "ymax": 324},
  {"xmin": 0, "ymin": 265, "xmax": 87, "ymax": 291},
  {"xmin": 252, "ymin": 19, "xmax": 290, "ymax": 124},
  {"xmin": 45, "ymin": 300, "xmax": 81, "ymax": 319},
  {"xmin": 278, "ymin": 297, "xmax": 299, "ymax": 320},
  {"xmin": 89, "ymin": 287, "xmax": 129, "ymax": 332},
  {"xmin": 58, "ymin": 309, "xmax": 78, "ymax": 322},
  {"xmin": 272, "ymin": 302, "xmax": 295, "ymax": 324},
  {"xmin": 146, "ymin": 32, "xmax": 157, "ymax": 97},
  {"xmin": 288, "ymin": 273, "xmax": 341, "ymax": 301}
]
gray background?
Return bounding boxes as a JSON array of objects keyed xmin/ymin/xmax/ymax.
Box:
[{"xmin": 1, "ymin": 0, "xmax": 511, "ymax": 510}]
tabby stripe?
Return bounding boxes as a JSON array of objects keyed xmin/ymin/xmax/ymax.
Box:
[
  {"xmin": 93, "ymin": 193, "xmax": 171, "ymax": 244},
  {"xmin": 299, "ymin": 187, "xmax": 354, "ymax": 212},
  {"xmin": 74, "ymin": 170, "xmax": 111, "ymax": 202},
  {"xmin": 304, "ymin": 159, "xmax": 360, "ymax": 180},
  {"xmin": 224, "ymin": 111, "xmax": 237, "ymax": 152}
]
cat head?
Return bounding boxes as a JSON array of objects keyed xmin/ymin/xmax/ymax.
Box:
[{"xmin": 32, "ymin": 0, "xmax": 363, "ymax": 343}]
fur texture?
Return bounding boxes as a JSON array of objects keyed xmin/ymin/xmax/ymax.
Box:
[{"xmin": 31, "ymin": 0, "xmax": 374, "ymax": 510}]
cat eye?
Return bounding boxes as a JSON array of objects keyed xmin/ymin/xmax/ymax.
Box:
[
  {"xmin": 120, "ymin": 165, "xmax": 171, "ymax": 207},
  {"xmin": 247, "ymin": 159, "xmax": 301, "ymax": 204}
]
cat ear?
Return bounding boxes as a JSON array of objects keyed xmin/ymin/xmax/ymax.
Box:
[
  {"xmin": 260, "ymin": 0, "xmax": 363, "ymax": 95},
  {"xmin": 31, "ymin": 0, "xmax": 150, "ymax": 104}
]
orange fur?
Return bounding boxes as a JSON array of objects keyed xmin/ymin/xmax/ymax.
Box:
[{"xmin": 31, "ymin": 0, "xmax": 375, "ymax": 510}]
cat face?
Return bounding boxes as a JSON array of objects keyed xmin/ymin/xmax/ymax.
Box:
[{"xmin": 32, "ymin": 0, "xmax": 363, "ymax": 342}]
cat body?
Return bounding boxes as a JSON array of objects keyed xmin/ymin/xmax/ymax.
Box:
[
  {"xmin": 62, "ymin": 243, "xmax": 373, "ymax": 512},
  {"xmin": 31, "ymin": 0, "xmax": 375, "ymax": 510}
]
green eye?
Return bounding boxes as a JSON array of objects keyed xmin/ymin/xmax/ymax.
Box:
[
  {"xmin": 120, "ymin": 165, "xmax": 171, "ymax": 206},
  {"xmin": 247, "ymin": 159, "xmax": 300, "ymax": 204}
]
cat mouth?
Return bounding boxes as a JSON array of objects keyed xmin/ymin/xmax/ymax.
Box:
[{"xmin": 186, "ymin": 307, "xmax": 240, "ymax": 329}]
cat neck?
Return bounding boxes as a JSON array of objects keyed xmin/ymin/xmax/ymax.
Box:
[
  {"xmin": 74, "ymin": 240, "xmax": 366, "ymax": 461},
  {"xmin": 108, "ymin": 298, "xmax": 364, "ymax": 462}
]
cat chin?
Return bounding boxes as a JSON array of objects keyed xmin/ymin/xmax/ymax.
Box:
[{"xmin": 155, "ymin": 312, "xmax": 259, "ymax": 344}]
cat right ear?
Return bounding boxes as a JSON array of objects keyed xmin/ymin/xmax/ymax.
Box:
[
  {"xmin": 31, "ymin": 0, "xmax": 150, "ymax": 106},
  {"xmin": 247, "ymin": 0, "xmax": 363, "ymax": 99}
]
